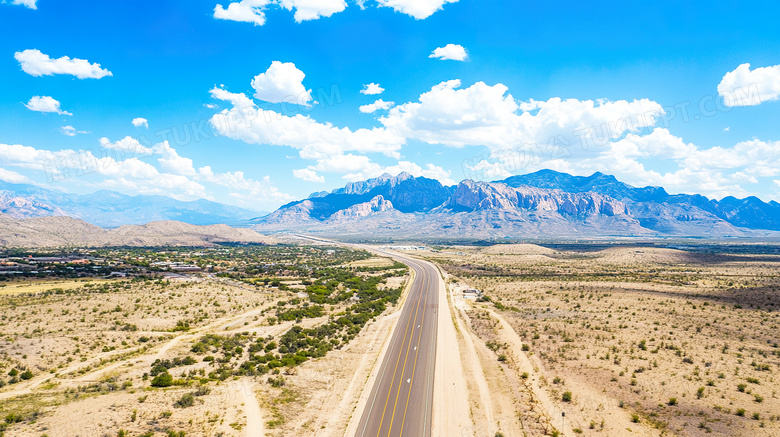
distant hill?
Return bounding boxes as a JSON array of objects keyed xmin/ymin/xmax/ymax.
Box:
[
  {"xmin": 0, "ymin": 214, "xmax": 275, "ymax": 248},
  {"xmin": 0, "ymin": 181, "xmax": 266, "ymax": 227},
  {"xmin": 251, "ymin": 171, "xmax": 780, "ymax": 239}
]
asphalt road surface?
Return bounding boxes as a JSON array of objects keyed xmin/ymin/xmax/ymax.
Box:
[{"xmin": 355, "ymin": 253, "xmax": 439, "ymax": 437}]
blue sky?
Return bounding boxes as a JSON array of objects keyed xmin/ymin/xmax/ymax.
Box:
[{"xmin": 2, "ymin": 0, "xmax": 780, "ymax": 212}]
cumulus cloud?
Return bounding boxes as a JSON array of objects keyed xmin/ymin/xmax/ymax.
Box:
[
  {"xmin": 209, "ymin": 86, "xmax": 405, "ymax": 160},
  {"xmin": 3, "ymin": 0, "xmax": 36, "ymax": 9},
  {"xmin": 361, "ymin": 83, "xmax": 385, "ymax": 95},
  {"xmin": 376, "ymin": 0, "xmax": 459, "ymax": 19},
  {"xmin": 24, "ymin": 96, "xmax": 72, "ymax": 115},
  {"xmin": 279, "ymin": 0, "xmax": 346, "ymax": 22},
  {"xmin": 293, "ymin": 168, "xmax": 325, "ymax": 183},
  {"xmin": 0, "ymin": 167, "xmax": 31, "ymax": 184},
  {"xmin": 0, "ymin": 143, "xmax": 60, "ymax": 171},
  {"xmin": 718, "ymin": 63, "xmax": 780, "ymax": 107},
  {"xmin": 213, "ymin": 0, "xmax": 271, "ymax": 26},
  {"xmin": 499, "ymin": 128, "xmax": 780, "ymax": 200},
  {"xmin": 359, "ymin": 99, "xmax": 394, "ymax": 113},
  {"xmin": 214, "ymin": 0, "xmax": 345, "ymax": 25},
  {"xmin": 298, "ymin": 153, "xmax": 454, "ymax": 185},
  {"xmin": 60, "ymin": 126, "xmax": 89, "ymax": 137},
  {"xmin": 341, "ymin": 160, "xmax": 454, "ymax": 185},
  {"xmin": 154, "ymin": 141, "xmax": 197, "ymax": 176},
  {"xmin": 100, "ymin": 136, "xmax": 154, "ymax": 156},
  {"xmin": 379, "ymin": 80, "xmax": 663, "ymax": 153},
  {"xmin": 251, "ymin": 61, "xmax": 313, "ymax": 106},
  {"xmin": 14, "ymin": 49, "xmax": 112, "ymax": 79},
  {"xmin": 0, "ymin": 138, "xmax": 291, "ymax": 204},
  {"xmin": 429, "ymin": 44, "xmax": 468, "ymax": 61},
  {"xmin": 132, "ymin": 117, "xmax": 148, "ymax": 128}
]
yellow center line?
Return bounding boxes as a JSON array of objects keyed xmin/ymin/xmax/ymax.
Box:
[
  {"xmin": 386, "ymin": 274, "xmax": 428, "ymax": 436},
  {"xmin": 375, "ymin": 268, "xmax": 425, "ymax": 437},
  {"xmin": 398, "ymin": 268, "xmax": 430, "ymax": 436}
]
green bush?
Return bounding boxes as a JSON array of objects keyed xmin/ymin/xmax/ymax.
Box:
[
  {"xmin": 562, "ymin": 391, "xmax": 572, "ymax": 402},
  {"xmin": 174, "ymin": 393, "xmax": 194, "ymax": 408},
  {"xmin": 151, "ymin": 372, "xmax": 173, "ymax": 387}
]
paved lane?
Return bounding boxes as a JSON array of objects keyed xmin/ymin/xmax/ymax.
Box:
[{"xmin": 355, "ymin": 255, "xmax": 439, "ymax": 437}]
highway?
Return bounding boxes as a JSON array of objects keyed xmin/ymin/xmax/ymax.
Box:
[{"xmin": 354, "ymin": 254, "xmax": 439, "ymax": 437}]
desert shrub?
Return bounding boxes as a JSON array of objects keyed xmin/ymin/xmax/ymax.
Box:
[
  {"xmin": 562, "ymin": 391, "xmax": 572, "ymax": 402},
  {"xmin": 151, "ymin": 372, "xmax": 173, "ymax": 387},
  {"xmin": 174, "ymin": 393, "xmax": 194, "ymax": 408},
  {"xmin": 267, "ymin": 375, "xmax": 285, "ymax": 387}
]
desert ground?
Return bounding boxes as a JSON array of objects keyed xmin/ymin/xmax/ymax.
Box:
[
  {"xmin": 0, "ymin": 246, "xmax": 410, "ymax": 437},
  {"xmin": 1, "ymin": 242, "xmax": 778, "ymax": 437},
  {"xmin": 413, "ymin": 243, "xmax": 780, "ymax": 436}
]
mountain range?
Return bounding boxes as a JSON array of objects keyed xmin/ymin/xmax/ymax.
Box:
[
  {"xmin": 251, "ymin": 171, "xmax": 780, "ymax": 239},
  {"xmin": 0, "ymin": 181, "xmax": 264, "ymax": 227}
]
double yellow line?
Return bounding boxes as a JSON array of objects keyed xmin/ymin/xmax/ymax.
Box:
[{"xmin": 375, "ymin": 266, "xmax": 429, "ymax": 436}]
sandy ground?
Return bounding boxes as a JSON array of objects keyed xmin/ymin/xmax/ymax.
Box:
[
  {"xmin": 239, "ymin": 379, "xmax": 265, "ymax": 437},
  {"xmin": 430, "ymin": 263, "xmax": 472, "ymax": 437}
]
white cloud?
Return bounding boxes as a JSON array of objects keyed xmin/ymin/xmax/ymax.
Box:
[
  {"xmin": 154, "ymin": 141, "xmax": 197, "ymax": 176},
  {"xmin": 100, "ymin": 136, "xmax": 154, "ymax": 156},
  {"xmin": 0, "ymin": 167, "xmax": 31, "ymax": 184},
  {"xmin": 429, "ymin": 44, "xmax": 468, "ymax": 61},
  {"xmin": 0, "ymin": 139, "xmax": 291, "ymax": 205},
  {"xmin": 214, "ymin": 0, "xmax": 345, "ymax": 25},
  {"xmin": 506, "ymin": 128, "xmax": 780, "ymax": 200},
  {"xmin": 293, "ymin": 168, "xmax": 325, "ymax": 183},
  {"xmin": 361, "ymin": 83, "xmax": 385, "ymax": 95},
  {"xmin": 359, "ymin": 99, "xmax": 394, "ymax": 113},
  {"xmin": 14, "ymin": 49, "xmax": 112, "ymax": 79},
  {"xmin": 24, "ymin": 96, "xmax": 72, "ymax": 115},
  {"xmin": 312, "ymin": 153, "xmax": 373, "ymax": 173},
  {"xmin": 201, "ymin": 168, "xmax": 294, "ymax": 203},
  {"xmin": 60, "ymin": 126, "xmax": 88, "ymax": 137},
  {"xmin": 132, "ymin": 117, "xmax": 148, "ymax": 128},
  {"xmin": 209, "ymin": 86, "xmax": 405, "ymax": 159},
  {"xmin": 251, "ymin": 61, "xmax": 313, "ymax": 106},
  {"xmin": 379, "ymin": 80, "xmax": 663, "ymax": 153},
  {"xmin": 279, "ymin": 0, "xmax": 346, "ymax": 22},
  {"xmin": 294, "ymin": 152, "xmax": 454, "ymax": 185},
  {"xmin": 718, "ymin": 63, "xmax": 780, "ymax": 107},
  {"xmin": 3, "ymin": 0, "xmax": 36, "ymax": 9},
  {"xmin": 210, "ymin": 86, "xmax": 256, "ymax": 108},
  {"xmin": 376, "ymin": 0, "xmax": 458, "ymax": 19},
  {"xmin": 341, "ymin": 160, "xmax": 454, "ymax": 185},
  {"xmin": 213, "ymin": 0, "xmax": 271, "ymax": 26},
  {"xmin": 0, "ymin": 143, "xmax": 58, "ymax": 170}
]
